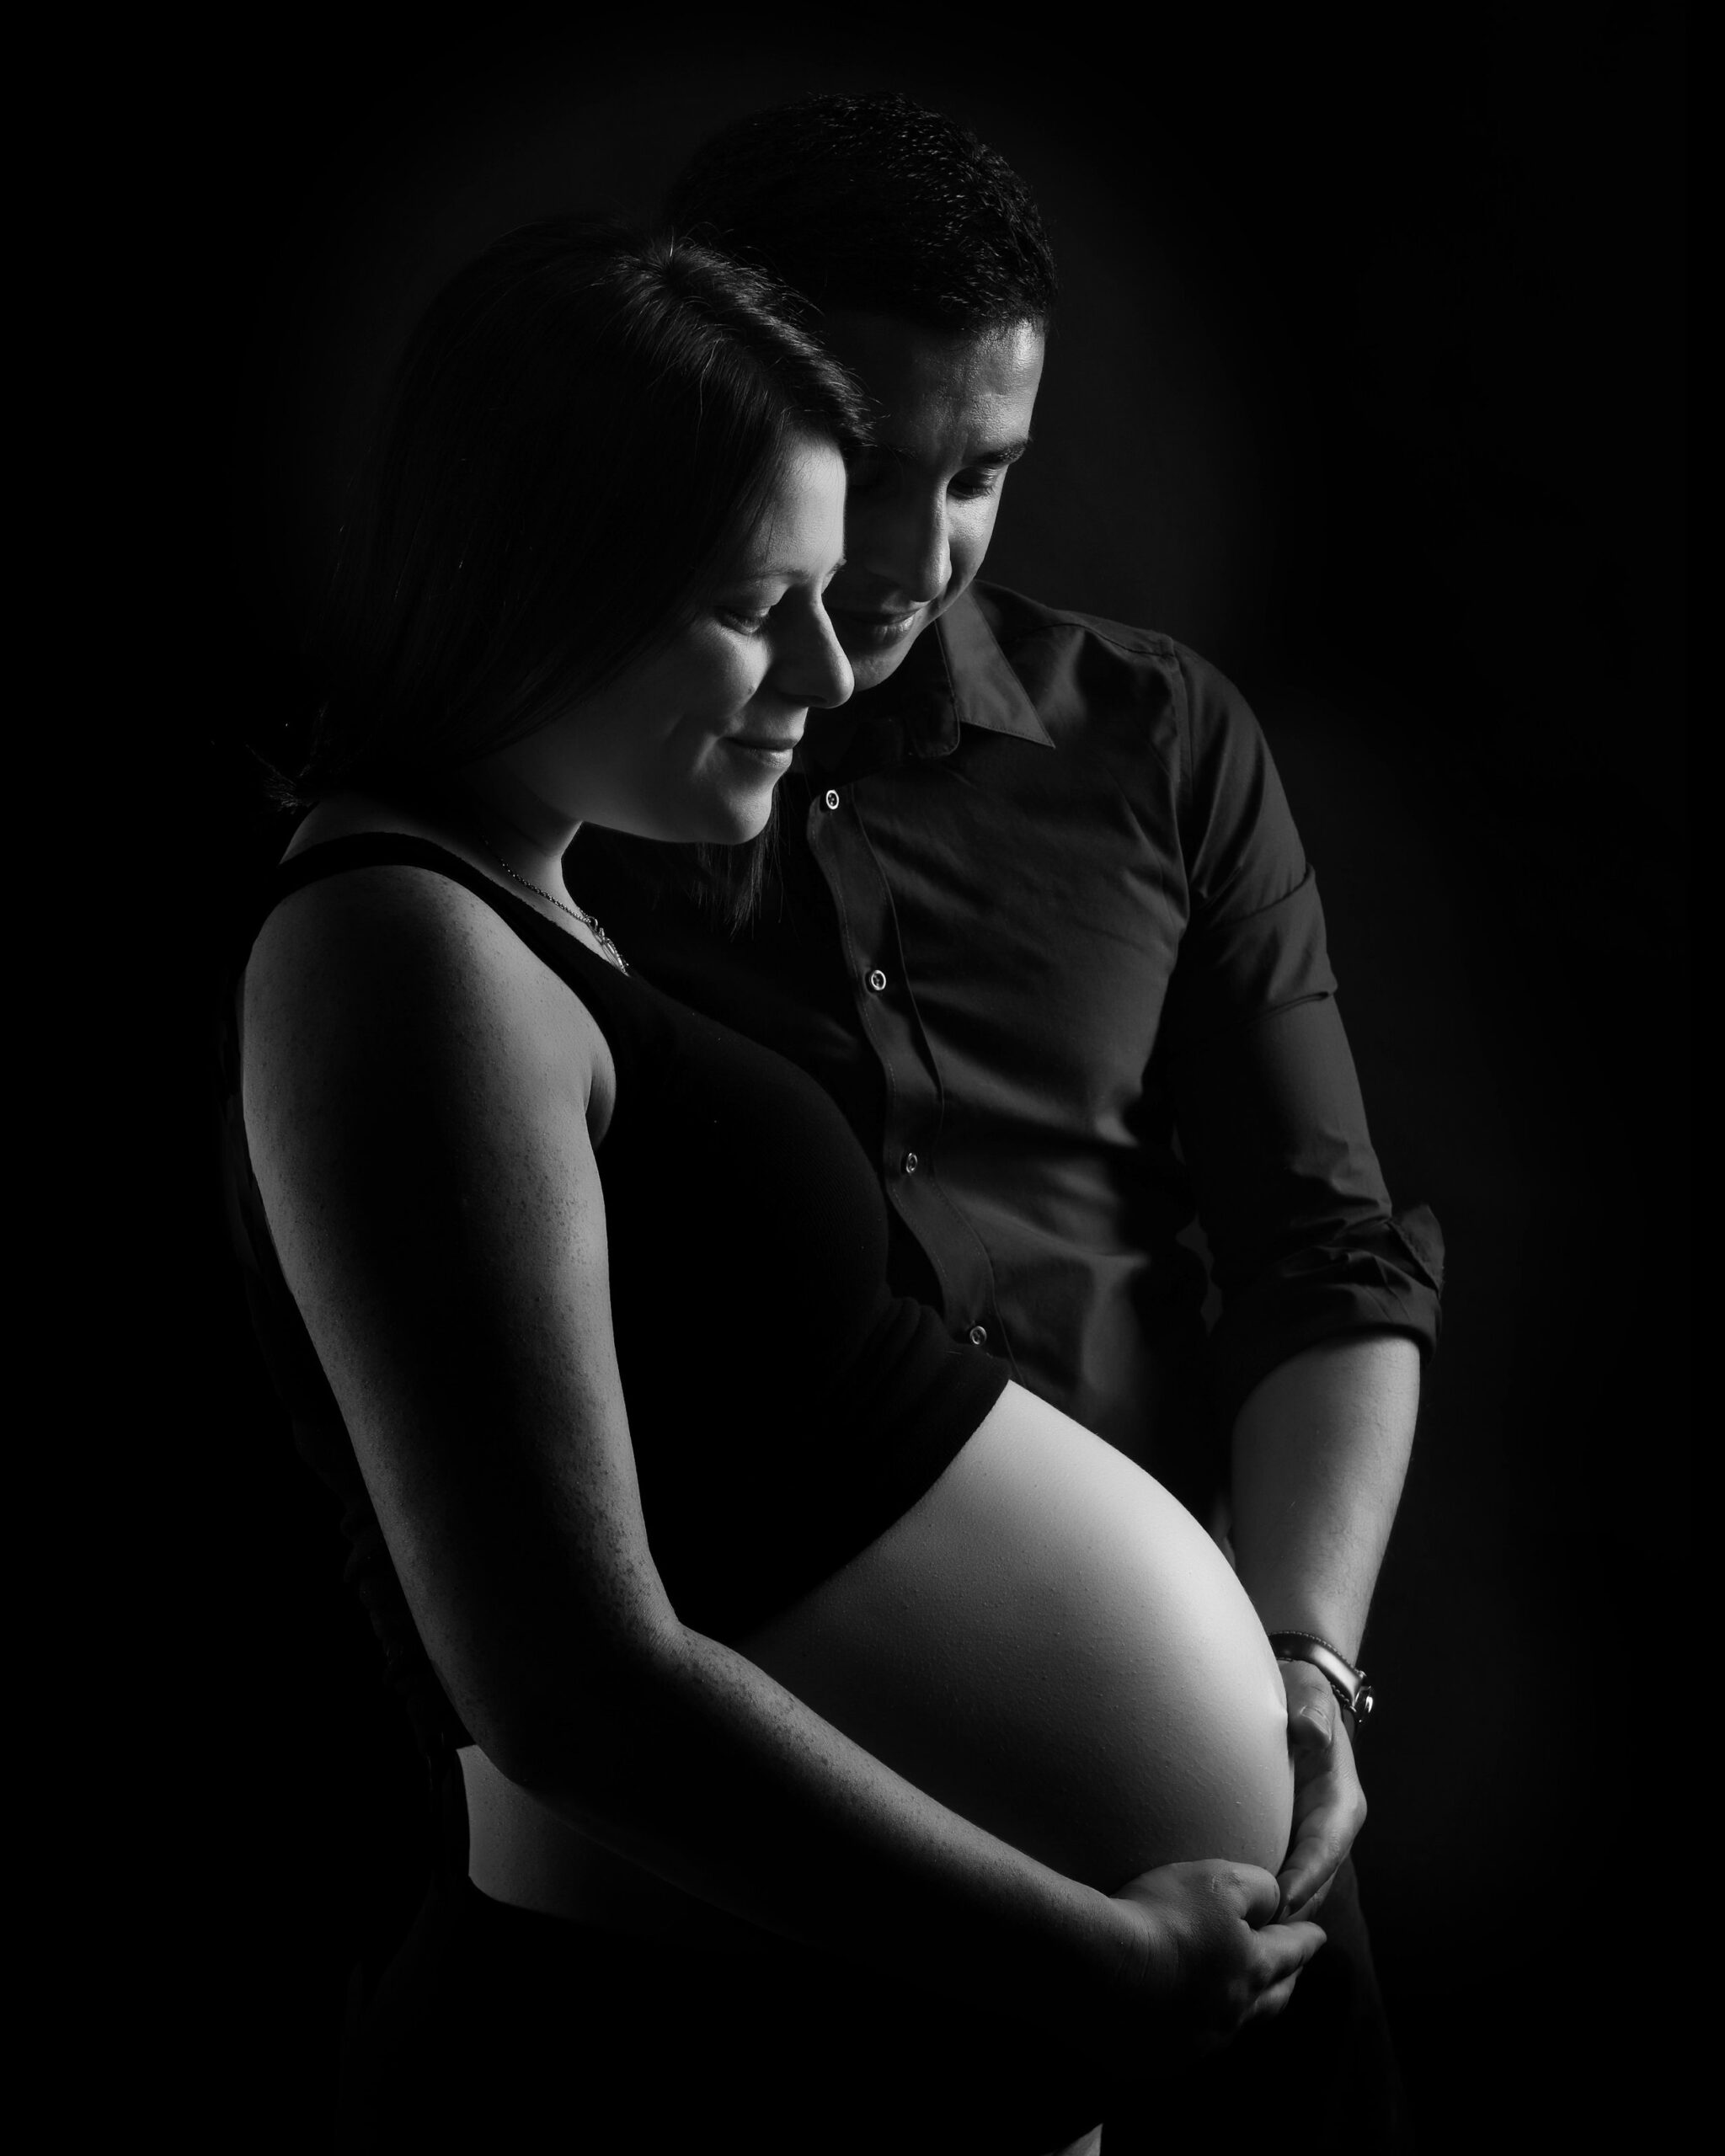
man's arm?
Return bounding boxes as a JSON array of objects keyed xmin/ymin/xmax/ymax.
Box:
[
  {"xmin": 1230, "ymin": 1329, "xmax": 1420, "ymax": 1659},
  {"xmin": 1226, "ymin": 1329, "xmax": 1422, "ymax": 1916}
]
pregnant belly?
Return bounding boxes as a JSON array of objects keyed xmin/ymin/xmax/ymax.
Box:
[
  {"xmin": 739, "ymin": 1382, "xmax": 1293, "ymax": 1890},
  {"xmin": 462, "ymin": 1382, "xmax": 1292, "ymax": 1927}
]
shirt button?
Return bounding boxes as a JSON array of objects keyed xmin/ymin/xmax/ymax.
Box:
[
  {"xmin": 867, "ymin": 968, "xmax": 888, "ymax": 992},
  {"xmin": 968, "ymin": 1324, "xmax": 988, "ymax": 1348},
  {"xmin": 823, "ymin": 788, "xmax": 841, "ymax": 811},
  {"xmin": 902, "ymin": 1151, "xmax": 919, "ymax": 1175}
]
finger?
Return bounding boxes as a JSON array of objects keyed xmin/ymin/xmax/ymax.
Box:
[
  {"xmin": 1255, "ymin": 1919, "xmax": 1327, "ymax": 1986},
  {"xmin": 1218, "ymin": 1864, "xmax": 1284, "ymax": 1928},
  {"xmin": 1277, "ymin": 1841, "xmax": 1343, "ymax": 1917},
  {"xmin": 1277, "ymin": 1779, "xmax": 1362, "ymax": 1915},
  {"xmin": 1286, "ymin": 1694, "xmax": 1336, "ymax": 1759},
  {"xmin": 1247, "ymin": 1968, "xmax": 1306, "ymax": 2022},
  {"xmin": 1278, "ymin": 1870, "xmax": 1336, "ymax": 1924},
  {"xmin": 1276, "ymin": 1823, "xmax": 1341, "ymax": 1916}
]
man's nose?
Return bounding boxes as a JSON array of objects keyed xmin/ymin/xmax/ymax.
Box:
[{"xmin": 860, "ymin": 493, "xmax": 950, "ymax": 606}]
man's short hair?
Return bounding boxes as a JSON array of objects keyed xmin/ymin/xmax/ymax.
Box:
[{"xmin": 665, "ymin": 91, "xmax": 1058, "ymax": 336}]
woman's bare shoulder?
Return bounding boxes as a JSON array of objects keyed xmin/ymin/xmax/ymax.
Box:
[{"xmin": 243, "ymin": 860, "xmax": 613, "ymax": 1143}]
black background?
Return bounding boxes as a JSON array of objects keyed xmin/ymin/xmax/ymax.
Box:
[{"xmin": 158, "ymin": 6, "xmax": 1689, "ymax": 2146}]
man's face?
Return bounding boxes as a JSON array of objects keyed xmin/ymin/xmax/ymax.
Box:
[{"xmin": 819, "ymin": 312, "xmax": 1046, "ymax": 694}]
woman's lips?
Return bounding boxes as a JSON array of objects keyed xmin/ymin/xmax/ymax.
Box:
[{"xmin": 722, "ymin": 734, "xmax": 799, "ymax": 767}]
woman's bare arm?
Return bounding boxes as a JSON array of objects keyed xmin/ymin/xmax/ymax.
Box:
[{"xmin": 243, "ymin": 866, "xmax": 1319, "ymax": 2062}]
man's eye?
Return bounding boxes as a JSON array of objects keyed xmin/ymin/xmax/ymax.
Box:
[
  {"xmin": 951, "ymin": 471, "xmax": 1005, "ymax": 501},
  {"xmin": 718, "ymin": 606, "xmax": 772, "ymax": 634}
]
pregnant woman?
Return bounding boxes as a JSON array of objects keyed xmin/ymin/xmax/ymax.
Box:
[{"xmin": 226, "ymin": 221, "xmax": 1318, "ymax": 2154}]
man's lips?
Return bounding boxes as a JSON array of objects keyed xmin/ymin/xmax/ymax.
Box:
[{"xmin": 830, "ymin": 601, "xmax": 927, "ymax": 643}]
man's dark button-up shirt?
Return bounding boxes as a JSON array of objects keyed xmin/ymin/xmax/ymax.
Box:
[{"xmin": 573, "ymin": 584, "xmax": 1443, "ymax": 1502}]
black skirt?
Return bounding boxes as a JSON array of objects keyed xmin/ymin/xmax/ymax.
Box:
[{"xmin": 335, "ymin": 1873, "xmax": 1114, "ymax": 2154}]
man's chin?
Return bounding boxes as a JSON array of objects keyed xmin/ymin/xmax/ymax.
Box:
[
  {"xmin": 837, "ymin": 628, "xmax": 927, "ymax": 696},
  {"xmin": 838, "ymin": 654, "xmax": 903, "ymax": 696}
]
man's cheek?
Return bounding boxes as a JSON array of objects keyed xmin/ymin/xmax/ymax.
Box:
[{"xmin": 953, "ymin": 506, "xmax": 1002, "ymax": 588}]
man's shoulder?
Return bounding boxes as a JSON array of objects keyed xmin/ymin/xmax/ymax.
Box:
[
  {"xmin": 966, "ymin": 582, "xmax": 1257, "ymax": 751},
  {"xmin": 971, "ymin": 579, "xmax": 1181, "ymax": 664}
]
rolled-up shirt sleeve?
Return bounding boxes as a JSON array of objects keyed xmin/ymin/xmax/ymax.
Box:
[{"xmin": 1159, "ymin": 656, "xmax": 1445, "ymax": 1433}]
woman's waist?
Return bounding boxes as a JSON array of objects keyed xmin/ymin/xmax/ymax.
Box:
[{"xmin": 458, "ymin": 1745, "xmax": 779, "ymax": 1947}]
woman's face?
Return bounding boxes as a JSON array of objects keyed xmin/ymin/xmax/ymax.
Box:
[{"xmin": 510, "ymin": 437, "xmax": 853, "ymax": 846}]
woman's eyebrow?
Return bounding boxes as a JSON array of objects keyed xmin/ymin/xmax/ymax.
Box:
[
  {"xmin": 735, "ymin": 554, "xmax": 848, "ymax": 584},
  {"xmin": 869, "ymin": 436, "xmax": 1033, "ymax": 470}
]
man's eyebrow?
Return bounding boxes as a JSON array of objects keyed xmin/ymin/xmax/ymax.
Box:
[{"xmin": 970, "ymin": 438, "xmax": 1032, "ymax": 469}]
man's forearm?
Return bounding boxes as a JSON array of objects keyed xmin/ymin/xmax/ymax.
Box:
[{"xmin": 1226, "ymin": 1331, "xmax": 1421, "ymax": 1662}]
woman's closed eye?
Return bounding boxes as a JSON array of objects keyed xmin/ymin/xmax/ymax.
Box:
[{"xmin": 718, "ymin": 562, "xmax": 844, "ymax": 637}]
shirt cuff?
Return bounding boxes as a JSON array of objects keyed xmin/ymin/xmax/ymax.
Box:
[{"xmin": 1205, "ymin": 1202, "xmax": 1445, "ymax": 1432}]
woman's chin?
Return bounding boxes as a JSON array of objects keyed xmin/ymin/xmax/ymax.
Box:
[
  {"xmin": 727, "ymin": 801, "xmax": 777, "ymax": 845},
  {"xmin": 696, "ymin": 788, "xmax": 778, "ymax": 846},
  {"xmin": 606, "ymin": 787, "xmax": 777, "ymax": 849}
]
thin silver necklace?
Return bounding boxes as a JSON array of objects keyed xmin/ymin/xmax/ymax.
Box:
[{"xmin": 476, "ymin": 832, "xmax": 629, "ymax": 974}]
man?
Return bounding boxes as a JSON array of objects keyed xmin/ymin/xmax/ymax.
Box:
[{"xmin": 574, "ymin": 92, "xmax": 1442, "ymax": 2153}]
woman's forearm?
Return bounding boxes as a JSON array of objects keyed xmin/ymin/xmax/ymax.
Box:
[{"xmin": 498, "ymin": 1621, "xmax": 1135, "ymax": 2047}]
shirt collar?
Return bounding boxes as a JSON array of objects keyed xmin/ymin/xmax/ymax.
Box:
[
  {"xmin": 799, "ymin": 587, "xmax": 1054, "ymax": 778},
  {"xmin": 933, "ymin": 588, "xmax": 1055, "ymax": 750}
]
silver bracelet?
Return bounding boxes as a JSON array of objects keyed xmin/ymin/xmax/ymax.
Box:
[{"xmin": 1268, "ymin": 1632, "xmax": 1375, "ymax": 1732}]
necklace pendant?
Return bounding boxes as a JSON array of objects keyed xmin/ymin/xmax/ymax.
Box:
[
  {"xmin": 477, "ymin": 832, "xmax": 629, "ymax": 974},
  {"xmin": 589, "ymin": 923, "xmax": 630, "ymax": 974}
]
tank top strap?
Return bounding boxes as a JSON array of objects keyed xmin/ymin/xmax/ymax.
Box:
[
  {"xmin": 261, "ymin": 830, "xmax": 554, "ymax": 944},
  {"xmin": 248, "ymin": 830, "xmax": 644, "ymax": 1051}
]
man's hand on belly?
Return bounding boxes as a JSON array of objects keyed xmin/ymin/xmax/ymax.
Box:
[{"xmin": 1275, "ymin": 1660, "xmax": 1366, "ymax": 1919}]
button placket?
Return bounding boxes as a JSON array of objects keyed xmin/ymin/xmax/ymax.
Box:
[{"xmin": 807, "ymin": 778, "xmax": 1009, "ymax": 1349}]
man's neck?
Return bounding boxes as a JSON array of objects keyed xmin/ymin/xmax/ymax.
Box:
[{"xmin": 797, "ymin": 619, "xmax": 953, "ymax": 777}]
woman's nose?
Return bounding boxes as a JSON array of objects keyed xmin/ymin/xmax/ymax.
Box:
[{"xmin": 775, "ymin": 604, "xmax": 854, "ymax": 711}]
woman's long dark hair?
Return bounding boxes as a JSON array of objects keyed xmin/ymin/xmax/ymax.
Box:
[{"xmin": 286, "ymin": 220, "xmax": 869, "ymax": 885}]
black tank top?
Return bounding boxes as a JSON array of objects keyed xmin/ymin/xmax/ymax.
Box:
[{"xmin": 217, "ymin": 834, "xmax": 1007, "ymax": 1758}]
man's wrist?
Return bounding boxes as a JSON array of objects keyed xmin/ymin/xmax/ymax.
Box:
[{"xmin": 1270, "ymin": 1633, "xmax": 1375, "ymax": 1735}]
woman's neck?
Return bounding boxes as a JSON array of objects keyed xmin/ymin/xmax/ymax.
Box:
[
  {"xmin": 446, "ymin": 762, "xmax": 582, "ymax": 895},
  {"xmin": 285, "ymin": 785, "xmax": 625, "ymax": 968},
  {"xmin": 301, "ymin": 770, "xmax": 582, "ymax": 901}
]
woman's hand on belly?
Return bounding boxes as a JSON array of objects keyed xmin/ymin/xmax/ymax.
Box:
[{"xmin": 1109, "ymin": 1859, "xmax": 1327, "ymax": 2061}]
